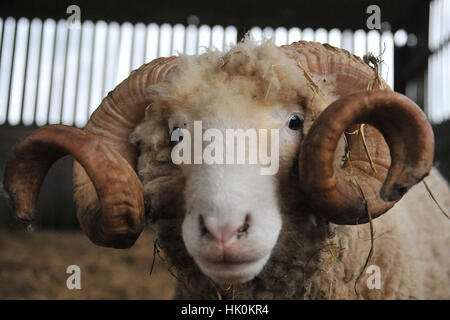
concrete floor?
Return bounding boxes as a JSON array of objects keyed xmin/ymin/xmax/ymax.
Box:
[{"xmin": 0, "ymin": 227, "xmax": 175, "ymax": 299}]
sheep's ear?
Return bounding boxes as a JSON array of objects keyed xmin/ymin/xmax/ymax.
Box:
[
  {"xmin": 132, "ymin": 118, "xmax": 185, "ymax": 223},
  {"xmin": 299, "ymin": 89, "xmax": 434, "ymax": 225}
]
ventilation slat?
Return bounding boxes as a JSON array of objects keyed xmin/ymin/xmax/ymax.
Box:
[
  {"xmin": 0, "ymin": 17, "xmax": 15, "ymax": 125},
  {"xmin": 0, "ymin": 17, "xmax": 394, "ymax": 127},
  {"xmin": 426, "ymin": 0, "xmax": 449, "ymax": 124},
  {"xmin": 22, "ymin": 19, "xmax": 42, "ymax": 125},
  {"xmin": 74, "ymin": 21, "xmax": 94, "ymax": 127},
  {"xmin": 8, "ymin": 18, "xmax": 29, "ymax": 126}
]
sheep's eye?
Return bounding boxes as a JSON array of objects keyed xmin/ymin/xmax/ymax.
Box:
[
  {"xmin": 288, "ymin": 114, "xmax": 304, "ymax": 131},
  {"xmin": 171, "ymin": 126, "xmax": 184, "ymax": 142}
]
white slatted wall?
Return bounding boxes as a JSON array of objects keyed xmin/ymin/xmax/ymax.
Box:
[
  {"xmin": 0, "ymin": 17, "xmax": 394, "ymax": 127},
  {"xmin": 427, "ymin": 0, "xmax": 450, "ymax": 124}
]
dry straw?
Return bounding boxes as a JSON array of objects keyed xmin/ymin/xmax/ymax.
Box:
[
  {"xmin": 422, "ymin": 179, "xmax": 449, "ymax": 219},
  {"xmin": 297, "ymin": 55, "xmax": 380, "ymax": 299},
  {"xmin": 264, "ymin": 64, "xmax": 277, "ymax": 102}
]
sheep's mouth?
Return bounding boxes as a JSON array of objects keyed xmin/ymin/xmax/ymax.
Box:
[
  {"xmin": 196, "ymin": 255, "xmax": 270, "ymax": 284},
  {"xmin": 204, "ymin": 259, "xmax": 258, "ymax": 270}
]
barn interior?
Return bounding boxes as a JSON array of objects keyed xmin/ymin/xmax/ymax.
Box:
[{"xmin": 0, "ymin": 0, "xmax": 448, "ymax": 299}]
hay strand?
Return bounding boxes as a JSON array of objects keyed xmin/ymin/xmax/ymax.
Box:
[
  {"xmin": 328, "ymin": 277, "xmax": 335, "ymax": 299},
  {"xmin": 361, "ymin": 53, "xmax": 382, "ymax": 174},
  {"xmin": 290, "ymin": 234, "xmax": 304, "ymax": 248},
  {"xmin": 364, "ymin": 53, "xmax": 385, "ymax": 90},
  {"xmin": 210, "ymin": 280, "xmax": 223, "ymax": 300},
  {"xmin": 149, "ymin": 238, "xmax": 160, "ymax": 276},
  {"xmin": 353, "ymin": 180, "xmax": 375, "ymax": 299},
  {"xmin": 423, "ymin": 179, "xmax": 449, "ymax": 219},
  {"xmin": 264, "ymin": 64, "xmax": 276, "ymax": 102},
  {"xmin": 359, "ymin": 124, "xmax": 378, "ymax": 173},
  {"xmin": 144, "ymin": 104, "xmax": 152, "ymax": 120},
  {"xmin": 297, "ymin": 62, "xmax": 328, "ymax": 106}
]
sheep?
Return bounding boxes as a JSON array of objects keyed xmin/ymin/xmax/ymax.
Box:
[{"xmin": 3, "ymin": 38, "xmax": 450, "ymax": 300}]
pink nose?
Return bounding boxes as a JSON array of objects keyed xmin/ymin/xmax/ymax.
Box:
[{"xmin": 200, "ymin": 214, "xmax": 250, "ymax": 247}]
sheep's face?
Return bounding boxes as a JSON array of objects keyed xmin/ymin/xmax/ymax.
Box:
[
  {"xmin": 135, "ymin": 40, "xmax": 329, "ymax": 284},
  {"xmin": 173, "ymin": 99, "xmax": 308, "ymax": 283}
]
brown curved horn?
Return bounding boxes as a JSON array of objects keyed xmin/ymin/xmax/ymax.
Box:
[
  {"xmin": 4, "ymin": 125, "xmax": 144, "ymax": 248},
  {"xmin": 3, "ymin": 56, "xmax": 178, "ymax": 248},
  {"xmin": 299, "ymin": 89, "xmax": 434, "ymax": 224},
  {"xmin": 73, "ymin": 57, "xmax": 178, "ymax": 246}
]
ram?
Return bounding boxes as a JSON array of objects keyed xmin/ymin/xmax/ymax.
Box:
[{"xmin": 4, "ymin": 39, "xmax": 449, "ymax": 299}]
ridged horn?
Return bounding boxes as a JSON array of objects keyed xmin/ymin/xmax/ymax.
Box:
[
  {"xmin": 282, "ymin": 41, "xmax": 434, "ymax": 224},
  {"xmin": 4, "ymin": 125, "xmax": 144, "ymax": 248},
  {"xmin": 299, "ymin": 89, "xmax": 434, "ymax": 224},
  {"xmin": 3, "ymin": 56, "xmax": 178, "ymax": 247}
]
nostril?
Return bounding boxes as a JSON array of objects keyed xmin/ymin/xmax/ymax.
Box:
[
  {"xmin": 245, "ymin": 213, "xmax": 251, "ymax": 224},
  {"xmin": 199, "ymin": 215, "xmax": 209, "ymax": 237},
  {"xmin": 237, "ymin": 213, "xmax": 251, "ymax": 239}
]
